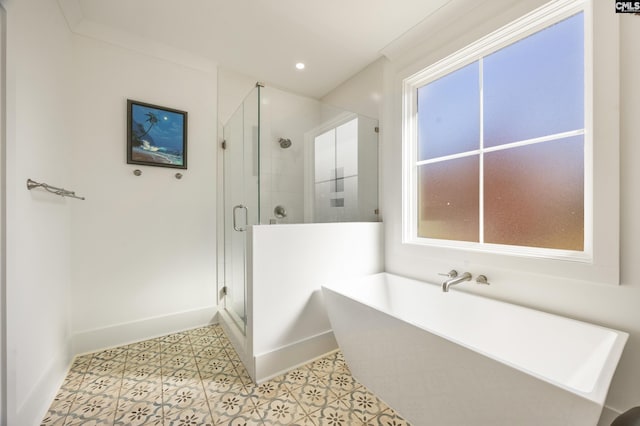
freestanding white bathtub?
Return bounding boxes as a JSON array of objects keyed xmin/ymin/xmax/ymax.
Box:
[{"xmin": 322, "ymin": 273, "xmax": 628, "ymax": 426}]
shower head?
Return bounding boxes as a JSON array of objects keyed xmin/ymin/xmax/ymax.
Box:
[{"xmin": 278, "ymin": 138, "xmax": 292, "ymax": 149}]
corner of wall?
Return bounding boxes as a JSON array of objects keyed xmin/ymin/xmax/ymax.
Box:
[{"xmin": 72, "ymin": 306, "xmax": 218, "ymax": 356}]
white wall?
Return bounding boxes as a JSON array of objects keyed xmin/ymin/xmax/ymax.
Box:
[
  {"xmin": 0, "ymin": 4, "xmax": 6, "ymax": 422},
  {"xmin": 0, "ymin": 3, "xmax": 220, "ymax": 422},
  {"xmin": 321, "ymin": 57, "xmax": 385, "ymax": 223},
  {"xmin": 3, "ymin": 0, "xmax": 74, "ymax": 424},
  {"xmin": 373, "ymin": 3, "xmax": 640, "ymax": 424},
  {"xmin": 70, "ymin": 35, "xmax": 218, "ymax": 352},
  {"xmin": 217, "ymin": 67, "xmax": 256, "ymax": 128},
  {"xmin": 321, "ymin": 57, "xmax": 386, "ymax": 120},
  {"xmin": 260, "ymin": 87, "xmax": 324, "ymax": 224},
  {"xmin": 249, "ymin": 222, "xmax": 384, "ymax": 382}
]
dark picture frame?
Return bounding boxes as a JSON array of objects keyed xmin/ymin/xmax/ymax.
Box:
[{"xmin": 127, "ymin": 99, "xmax": 188, "ymax": 169}]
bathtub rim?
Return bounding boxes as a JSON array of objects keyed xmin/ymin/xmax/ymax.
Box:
[{"xmin": 322, "ymin": 271, "xmax": 629, "ymax": 406}]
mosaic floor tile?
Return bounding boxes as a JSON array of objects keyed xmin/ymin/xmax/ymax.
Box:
[
  {"xmin": 207, "ymin": 385, "xmax": 265, "ymax": 424},
  {"xmin": 164, "ymin": 406, "xmax": 215, "ymax": 426},
  {"xmin": 163, "ymin": 384, "xmax": 210, "ymax": 410},
  {"xmin": 307, "ymin": 357, "xmax": 337, "ymax": 377},
  {"xmin": 64, "ymin": 417, "xmax": 117, "ymax": 426},
  {"xmin": 124, "ymin": 363, "xmax": 163, "ymax": 381},
  {"xmin": 239, "ymin": 379, "xmax": 278, "ymax": 403},
  {"xmin": 310, "ymin": 402, "xmax": 368, "ymax": 426},
  {"xmin": 40, "ymin": 410, "xmax": 68, "ymax": 426},
  {"xmin": 273, "ymin": 366, "xmax": 323, "ymax": 390},
  {"xmin": 203, "ymin": 371, "xmax": 249, "ymax": 393},
  {"xmin": 41, "ymin": 324, "xmax": 412, "ymax": 426},
  {"xmin": 259, "ymin": 398, "xmax": 309, "ymax": 425},
  {"xmin": 197, "ymin": 358, "xmax": 238, "ymax": 379},
  {"xmin": 374, "ymin": 409, "xmax": 411, "ymax": 426},
  {"xmin": 339, "ymin": 388, "xmax": 388, "ymax": 423},
  {"xmin": 325, "ymin": 371, "xmax": 363, "ymax": 397},
  {"xmin": 66, "ymin": 392, "xmax": 119, "ymax": 423},
  {"xmin": 288, "ymin": 382, "xmax": 336, "ymax": 412},
  {"xmin": 291, "ymin": 412, "xmax": 318, "ymax": 426},
  {"xmin": 70, "ymin": 355, "xmax": 93, "ymax": 373},
  {"xmin": 118, "ymin": 379, "xmax": 162, "ymax": 403},
  {"xmin": 113, "ymin": 399, "xmax": 164, "ymax": 425},
  {"xmin": 127, "ymin": 339, "xmax": 160, "ymax": 353},
  {"xmin": 46, "ymin": 388, "xmax": 78, "ymax": 412},
  {"xmin": 194, "ymin": 345, "xmax": 229, "ymax": 360},
  {"xmin": 190, "ymin": 334, "xmax": 220, "ymax": 348}
]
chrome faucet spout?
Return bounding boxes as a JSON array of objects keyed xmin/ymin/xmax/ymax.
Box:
[{"xmin": 442, "ymin": 272, "xmax": 472, "ymax": 292}]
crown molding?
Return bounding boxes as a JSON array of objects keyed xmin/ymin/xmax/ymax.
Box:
[{"xmin": 56, "ymin": 0, "xmax": 216, "ymax": 73}]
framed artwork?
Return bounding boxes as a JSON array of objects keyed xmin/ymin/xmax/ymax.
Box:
[{"xmin": 127, "ymin": 99, "xmax": 188, "ymax": 169}]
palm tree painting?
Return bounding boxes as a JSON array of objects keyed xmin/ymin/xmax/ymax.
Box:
[
  {"xmin": 136, "ymin": 112, "xmax": 159, "ymax": 140},
  {"xmin": 127, "ymin": 99, "xmax": 188, "ymax": 169}
]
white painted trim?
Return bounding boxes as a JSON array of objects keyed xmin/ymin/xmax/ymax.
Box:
[
  {"xmin": 402, "ymin": 0, "xmax": 585, "ymax": 89},
  {"xmin": 56, "ymin": 0, "xmax": 216, "ymax": 73},
  {"xmin": 0, "ymin": 4, "xmax": 6, "ymax": 425},
  {"xmin": 402, "ymin": 0, "xmax": 594, "ymax": 263},
  {"xmin": 393, "ymin": 0, "xmax": 618, "ymax": 286},
  {"xmin": 218, "ymin": 307, "xmax": 255, "ymax": 381},
  {"xmin": 71, "ymin": 306, "xmax": 218, "ymax": 356},
  {"xmin": 16, "ymin": 350, "xmax": 69, "ymax": 426},
  {"xmin": 254, "ymin": 330, "xmax": 338, "ymax": 384},
  {"xmin": 56, "ymin": 0, "xmax": 83, "ymax": 31}
]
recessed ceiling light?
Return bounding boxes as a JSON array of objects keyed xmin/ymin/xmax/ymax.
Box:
[{"xmin": 295, "ymin": 62, "xmax": 305, "ymax": 70}]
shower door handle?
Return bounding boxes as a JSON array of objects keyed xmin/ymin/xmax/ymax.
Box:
[{"xmin": 233, "ymin": 204, "xmax": 248, "ymax": 232}]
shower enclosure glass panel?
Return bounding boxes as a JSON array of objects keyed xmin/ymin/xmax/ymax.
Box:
[
  {"xmin": 222, "ymin": 87, "xmax": 260, "ymax": 333},
  {"xmin": 220, "ymin": 83, "xmax": 378, "ymax": 334},
  {"xmin": 258, "ymin": 86, "xmax": 379, "ymax": 225},
  {"xmin": 307, "ymin": 115, "xmax": 378, "ymax": 223}
]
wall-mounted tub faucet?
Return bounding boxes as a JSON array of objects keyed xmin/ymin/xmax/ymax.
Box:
[
  {"xmin": 476, "ymin": 275, "xmax": 491, "ymax": 286},
  {"xmin": 441, "ymin": 271, "xmax": 472, "ymax": 292}
]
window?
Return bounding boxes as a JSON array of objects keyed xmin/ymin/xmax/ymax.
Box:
[{"xmin": 403, "ymin": 0, "xmax": 590, "ymax": 261}]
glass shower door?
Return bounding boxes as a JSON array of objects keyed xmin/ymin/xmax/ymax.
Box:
[{"xmin": 222, "ymin": 87, "xmax": 260, "ymax": 333}]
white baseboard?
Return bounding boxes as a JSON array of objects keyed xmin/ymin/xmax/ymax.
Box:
[
  {"xmin": 71, "ymin": 306, "xmax": 218, "ymax": 356},
  {"xmin": 217, "ymin": 309, "xmax": 255, "ymax": 381},
  {"xmin": 254, "ymin": 330, "xmax": 338, "ymax": 384},
  {"xmin": 16, "ymin": 350, "xmax": 70, "ymax": 426}
]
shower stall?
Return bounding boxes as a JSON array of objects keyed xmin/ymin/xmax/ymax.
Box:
[{"xmin": 218, "ymin": 83, "xmax": 380, "ymax": 379}]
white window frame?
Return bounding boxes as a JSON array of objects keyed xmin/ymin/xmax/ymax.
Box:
[{"xmin": 402, "ymin": 0, "xmax": 593, "ymax": 263}]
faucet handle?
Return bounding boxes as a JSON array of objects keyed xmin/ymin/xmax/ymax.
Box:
[
  {"xmin": 476, "ymin": 275, "xmax": 491, "ymax": 285},
  {"xmin": 438, "ymin": 270, "xmax": 458, "ymax": 278}
]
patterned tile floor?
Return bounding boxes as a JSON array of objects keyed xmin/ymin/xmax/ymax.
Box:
[{"xmin": 42, "ymin": 324, "xmax": 411, "ymax": 425}]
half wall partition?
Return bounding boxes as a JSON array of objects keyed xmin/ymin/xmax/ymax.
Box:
[{"xmin": 218, "ymin": 83, "xmax": 380, "ymax": 380}]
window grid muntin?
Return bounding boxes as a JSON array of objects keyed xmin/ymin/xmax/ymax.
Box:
[
  {"xmin": 404, "ymin": 0, "xmax": 589, "ymax": 261},
  {"xmin": 478, "ymin": 56, "xmax": 485, "ymax": 244}
]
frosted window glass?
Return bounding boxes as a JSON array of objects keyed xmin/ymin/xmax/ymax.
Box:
[
  {"xmin": 484, "ymin": 136, "xmax": 584, "ymax": 250},
  {"xmin": 417, "ymin": 62, "xmax": 480, "ymax": 160},
  {"xmin": 418, "ymin": 156, "xmax": 479, "ymax": 242},
  {"xmin": 484, "ymin": 13, "xmax": 584, "ymax": 147},
  {"xmin": 336, "ymin": 118, "xmax": 358, "ymax": 177}
]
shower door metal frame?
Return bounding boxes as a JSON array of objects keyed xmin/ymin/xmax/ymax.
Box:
[{"xmin": 220, "ymin": 85, "xmax": 261, "ymax": 335}]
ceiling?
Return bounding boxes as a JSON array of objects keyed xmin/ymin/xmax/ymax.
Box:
[{"xmin": 58, "ymin": 0, "xmax": 454, "ymax": 98}]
